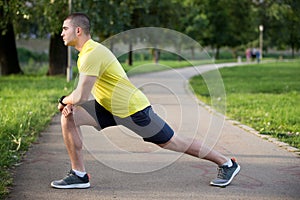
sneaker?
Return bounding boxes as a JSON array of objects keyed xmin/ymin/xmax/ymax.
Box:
[
  {"xmin": 210, "ymin": 158, "xmax": 240, "ymax": 187},
  {"xmin": 51, "ymin": 170, "xmax": 90, "ymax": 189}
]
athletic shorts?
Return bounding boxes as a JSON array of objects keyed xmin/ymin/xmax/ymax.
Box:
[{"xmin": 81, "ymin": 100, "xmax": 174, "ymax": 144}]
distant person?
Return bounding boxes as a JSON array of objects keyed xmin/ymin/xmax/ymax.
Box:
[
  {"xmin": 256, "ymin": 49, "xmax": 261, "ymax": 63},
  {"xmin": 251, "ymin": 48, "xmax": 257, "ymax": 61},
  {"xmin": 51, "ymin": 12, "xmax": 240, "ymax": 189},
  {"xmin": 245, "ymin": 48, "xmax": 251, "ymax": 63}
]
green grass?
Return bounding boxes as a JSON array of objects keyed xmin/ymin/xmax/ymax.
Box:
[
  {"xmin": 0, "ymin": 75, "xmax": 74, "ymax": 198},
  {"xmin": 189, "ymin": 61, "xmax": 300, "ymax": 149}
]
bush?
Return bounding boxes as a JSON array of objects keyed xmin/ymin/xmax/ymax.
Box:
[{"xmin": 17, "ymin": 48, "xmax": 48, "ymax": 64}]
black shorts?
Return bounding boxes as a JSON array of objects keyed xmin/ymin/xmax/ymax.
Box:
[{"xmin": 81, "ymin": 100, "xmax": 174, "ymax": 144}]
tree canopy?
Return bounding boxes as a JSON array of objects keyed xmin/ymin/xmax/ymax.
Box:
[{"xmin": 0, "ymin": 0, "xmax": 299, "ymax": 75}]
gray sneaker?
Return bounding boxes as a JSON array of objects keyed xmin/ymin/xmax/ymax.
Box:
[
  {"xmin": 51, "ymin": 170, "xmax": 90, "ymax": 189},
  {"xmin": 210, "ymin": 158, "xmax": 240, "ymax": 187}
]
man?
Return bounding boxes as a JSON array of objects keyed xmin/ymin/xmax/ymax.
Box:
[{"xmin": 51, "ymin": 13, "xmax": 240, "ymax": 189}]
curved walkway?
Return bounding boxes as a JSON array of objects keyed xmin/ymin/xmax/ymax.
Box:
[{"xmin": 8, "ymin": 63, "xmax": 300, "ymax": 200}]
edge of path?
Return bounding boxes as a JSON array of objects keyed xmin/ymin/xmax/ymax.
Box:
[{"xmin": 182, "ymin": 62, "xmax": 300, "ymax": 156}]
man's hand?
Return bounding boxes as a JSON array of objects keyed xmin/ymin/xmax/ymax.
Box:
[
  {"xmin": 58, "ymin": 102, "xmax": 65, "ymax": 112},
  {"xmin": 61, "ymin": 104, "xmax": 73, "ymax": 117}
]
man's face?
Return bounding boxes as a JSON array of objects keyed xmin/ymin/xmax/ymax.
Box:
[{"xmin": 61, "ymin": 19, "xmax": 77, "ymax": 46}]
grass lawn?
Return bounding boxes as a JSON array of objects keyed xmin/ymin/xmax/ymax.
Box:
[
  {"xmin": 189, "ymin": 61, "xmax": 300, "ymax": 149},
  {"xmin": 0, "ymin": 75, "xmax": 74, "ymax": 197}
]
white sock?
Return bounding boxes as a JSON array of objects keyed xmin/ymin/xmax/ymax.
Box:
[
  {"xmin": 222, "ymin": 159, "xmax": 233, "ymax": 167},
  {"xmin": 72, "ymin": 169, "xmax": 86, "ymax": 178}
]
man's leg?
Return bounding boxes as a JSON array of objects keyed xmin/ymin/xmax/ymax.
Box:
[
  {"xmin": 158, "ymin": 134, "xmax": 240, "ymax": 187},
  {"xmin": 126, "ymin": 106, "xmax": 228, "ymax": 166},
  {"xmin": 60, "ymin": 106, "xmax": 99, "ymax": 171},
  {"xmin": 158, "ymin": 134, "xmax": 228, "ymax": 166},
  {"xmin": 51, "ymin": 106, "xmax": 99, "ymax": 189}
]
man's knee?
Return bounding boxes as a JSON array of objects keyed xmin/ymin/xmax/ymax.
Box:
[
  {"xmin": 60, "ymin": 112, "xmax": 75, "ymax": 129},
  {"xmin": 156, "ymin": 135, "xmax": 174, "ymax": 148}
]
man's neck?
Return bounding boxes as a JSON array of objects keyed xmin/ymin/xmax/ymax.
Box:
[{"xmin": 75, "ymin": 35, "xmax": 91, "ymax": 52}]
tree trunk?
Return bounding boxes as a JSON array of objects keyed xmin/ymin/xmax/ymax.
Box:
[
  {"xmin": 177, "ymin": 44, "xmax": 182, "ymax": 62},
  {"xmin": 291, "ymin": 42, "xmax": 295, "ymax": 59},
  {"xmin": 128, "ymin": 42, "xmax": 133, "ymax": 66},
  {"xmin": 0, "ymin": 22, "xmax": 22, "ymax": 75},
  {"xmin": 191, "ymin": 46, "xmax": 195, "ymax": 60},
  {"xmin": 151, "ymin": 49, "xmax": 160, "ymax": 64},
  {"xmin": 109, "ymin": 40, "xmax": 114, "ymax": 53},
  {"xmin": 215, "ymin": 46, "xmax": 220, "ymax": 60},
  {"xmin": 47, "ymin": 33, "xmax": 67, "ymax": 75}
]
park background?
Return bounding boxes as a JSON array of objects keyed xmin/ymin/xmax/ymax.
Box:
[{"xmin": 0, "ymin": 0, "xmax": 299, "ymax": 198}]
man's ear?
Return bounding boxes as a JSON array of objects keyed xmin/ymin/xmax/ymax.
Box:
[{"xmin": 76, "ymin": 27, "xmax": 81, "ymax": 35}]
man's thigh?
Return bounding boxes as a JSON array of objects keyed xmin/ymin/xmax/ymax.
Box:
[
  {"xmin": 78, "ymin": 100, "xmax": 117, "ymax": 130},
  {"xmin": 73, "ymin": 104, "xmax": 100, "ymax": 129},
  {"xmin": 120, "ymin": 106, "xmax": 174, "ymax": 144}
]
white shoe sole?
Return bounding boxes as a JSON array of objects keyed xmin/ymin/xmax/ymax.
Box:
[{"xmin": 51, "ymin": 182, "xmax": 90, "ymax": 189}]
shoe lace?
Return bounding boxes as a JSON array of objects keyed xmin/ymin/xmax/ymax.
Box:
[
  {"xmin": 65, "ymin": 170, "xmax": 76, "ymax": 178},
  {"xmin": 66, "ymin": 170, "xmax": 88, "ymax": 182},
  {"xmin": 217, "ymin": 166, "xmax": 228, "ymax": 179},
  {"xmin": 67, "ymin": 170, "xmax": 72, "ymax": 175}
]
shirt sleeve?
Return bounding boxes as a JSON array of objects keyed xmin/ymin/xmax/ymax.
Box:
[{"xmin": 78, "ymin": 50, "xmax": 101, "ymax": 77}]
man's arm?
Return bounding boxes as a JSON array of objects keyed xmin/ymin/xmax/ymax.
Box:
[{"xmin": 61, "ymin": 74, "xmax": 97, "ymax": 105}]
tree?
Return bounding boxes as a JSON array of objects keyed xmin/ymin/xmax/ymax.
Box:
[
  {"xmin": 203, "ymin": 0, "xmax": 231, "ymax": 59},
  {"xmin": 70, "ymin": 0, "xmax": 132, "ymax": 64},
  {"xmin": 33, "ymin": 0, "xmax": 69, "ymax": 75},
  {"xmin": 266, "ymin": 0, "xmax": 300, "ymax": 57},
  {"xmin": 146, "ymin": 0, "xmax": 185, "ymax": 62},
  {"xmin": 1, "ymin": 0, "xmax": 69, "ymax": 76},
  {"xmin": 225, "ymin": 0, "xmax": 256, "ymax": 56},
  {"xmin": 0, "ymin": 0, "xmax": 22, "ymax": 75},
  {"xmin": 3, "ymin": 0, "xmax": 299, "ymax": 78},
  {"xmin": 285, "ymin": 0, "xmax": 300, "ymax": 57},
  {"xmin": 180, "ymin": 0, "xmax": 209, "ymax": 59},
  {"xmin": 203, "ymin": 0, "xmax": 256, "ymax": 59},
  {"xmin": 125, "ymin": 0, "xmax": 184, "ymax": 64}
]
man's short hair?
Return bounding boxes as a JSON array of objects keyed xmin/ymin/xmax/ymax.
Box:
[{"xmin": 65, "ymin": 13, "xmax": 90, "ymax": 35}]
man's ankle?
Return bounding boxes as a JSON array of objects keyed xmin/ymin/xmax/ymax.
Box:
[{"xmin": 72, "ymin": 169, "xmax": 87, "ymax": 177}]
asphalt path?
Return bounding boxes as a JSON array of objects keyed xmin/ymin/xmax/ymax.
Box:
[{"xmin": 8, "ymin": 63, "xmax": 300, "ymax": 200}]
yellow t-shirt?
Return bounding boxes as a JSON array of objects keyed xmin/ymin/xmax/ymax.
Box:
[{"xmin": 77, "ymin": 39, "xmax": 150, "ymax": 118}]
